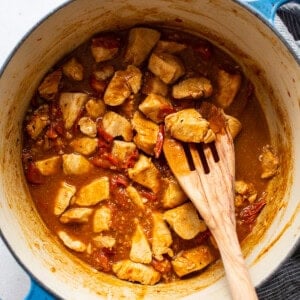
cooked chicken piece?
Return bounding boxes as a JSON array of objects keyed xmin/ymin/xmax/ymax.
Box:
[
  {"xmin": 130, "ymin": 223, "xmax": 152, "ymax": 264},
  {"xmin": 172, "ymin": 77, "xmax": 213, "ymax": 100},
  {"xmin": 62, "ymin": 153, "xmax": 92, "ymax": 175},
  {"xmin": 62, "ymin": 57, "xmax": 84, "ymax": 81},
  {"xmin": 58, "ymin": 231, "xmax": 86, "ymax": 252},
  {"xmin": 35, "ymin": 156, "xmax": 61, "ymax": 176},
  {"xmin": 215, "ymin": 69, "xmax": 242, "ymax": 108},
  {"xmin": 165, "ymin": 108, "xmax": 215, "ymax": 143},
  {"xmin": 124, "ymin": 27, "xmax": 161, "ymax": 66},
  {"xmin": 235, "ymin": 180, "xmax": 257, "ymax": 207},
  {"xmin": 102, "ymin": 111, "xmax": 133, "ymax": 142},
  {"xmin": 225, "ymin": 114, "xmax": 242, "ymax": 139},
  {"xmin": 148, "ymin": 52, "xmax": 185, "ymax": 84},
  {"xmin": 125, "ymin": 185, "xmax": 146, "ymax": 209},
  {"xmin": 85, "ymin": 98, "xmax": 106, "ymax": 119},
  {"xmin": 92, "ymin": 65, "xmax": 114, "ymax": 81},
  {"xmin": 111, "ymin": 141, "xmax": 137, "ymax": 165},
  {"xmin": 142, "ymin": 74, "xmax": 168, "ymax": 96},
  {"xmin": 59, "ymin": 92, "xmax": 88, "ymax": 129},
  {"xmin": 54, "ymin": 182, "xmax": 76, "ymax": 216},
  {"xmin": 93, "ymin": 234, "xmax": 116, "ymax": 249},
  {"xmin": 78, "ymin": 117, "xmax": 97, "ymax": 137},
  {"xmin": 91, "ymin": 35, "xmax": 120, "ymax": 63},
  {"xmin": 259, "ymin": 145, "xmax": 279, "ymax": 179},
  {"xmin": 128, "ymin": 154, "xmax": 161, "ymax": 193},
  {"xmin": 113, "ymin": 260, "xmax": 161, "ymax": 285},
  {"xmin": 139, "ymin": 93, "xmax": 173, "ymax": 123},
  {"xmin": 161, "ymin": 178, "xmax": 187, "ymax": 209},
  {"xmin": 131, "ymin": 111, "xmax": 159, "ymax": 155},
  {"xmin": 73, "ymin": 177, "xmax": 110, "ymax": 206},
  {"xmin": 60, "ymin": 207, "xmax": 93, "ymax": 224},
  {"xmin": 171, "ymin": 245, "xmax": 215, "ymax": 277},
  {"xmin": 163, "ymin": 202, "xmax": 207, "ymax": 240},
  {"xmin": 38, "ymin": 70, "xmax": 62, "ymax": 100},
  {"xmin": 104, "ymin": 65, "xmax": 142, "ymax": 106},
  {"xmin": 69, "ymin": 137, "xmax": 98, "ymax": 156},
  {"xmin": 93, "ymin": 206, "xmax": 112, "ymax": 233},
  {"xmin": 154, "ymin": 40, "xmax": 187, "ymax": 54},
  {"xmin": 152, "ymin": 212, "xmax": 174, "ymax": 261},
  {"xmin": 26, "ymin": 105, "xmax": 50, "ymax": 139}
]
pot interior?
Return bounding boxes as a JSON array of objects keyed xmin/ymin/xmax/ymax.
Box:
[{"xmin": 0, "ymin": 1, "xmax": 299, "ymax": 299}]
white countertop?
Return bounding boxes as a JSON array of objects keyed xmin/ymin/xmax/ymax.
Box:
[{"xmin": 0, "ymin": 2, "xmax": 67, "ymax": 299}]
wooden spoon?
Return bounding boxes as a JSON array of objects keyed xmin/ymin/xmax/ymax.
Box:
[{"xmin": 163, "ymin": 129, "xmax": 258, "ymax": 300}]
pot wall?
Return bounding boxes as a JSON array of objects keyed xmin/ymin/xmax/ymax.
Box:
[{"xmin": 0, "ymin": 1, "xmax": 299, "ymax": 299}]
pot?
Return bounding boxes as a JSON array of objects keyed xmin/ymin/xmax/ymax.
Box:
[{"xmin": 0, "ymin": 0, "xmax": 299, "ymax": 299}]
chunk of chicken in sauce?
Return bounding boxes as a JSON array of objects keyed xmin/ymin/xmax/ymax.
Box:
[
  {"xmin": 35, "ymin": 156, "xmax": 61, "ymax": 176},
  {"xmin": 38, "ymin": 70, "xmax": 62, "ymax": 100},
  {"xmin": 54, "ymin": 182, "xmax": 76, "ymax": 216},
  {"xmin": 26, "ymin": 105, "xmax": 50, "ymax": 139},
  {"xmin": 259, "ymin": 145, "xmax": 279, "ymax": 179},
  {"xmin": 62, "ymin": 57, "xmax": 84, "ymax": 81}
]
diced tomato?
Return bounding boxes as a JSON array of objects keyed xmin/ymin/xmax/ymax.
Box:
[
  {"xmin": 97, "ymin": 125, "xmax": 114, "ymax": 143},
  {"xmin": 152, "ymin": 258, "xmax": 172, "ymax": 274},
  {"xmin": 45, "ymin": 124, "xmax": 58, "ymax": 139},
  {"xmin": 157, "ymin": 106, "xmax": 174, "ymax": 120},
  {"xmin": 193, "ymin": 41, "xmax": 213, "ymax": 60},
  {"xmin": 92, "ymin": 35, "xmax": 120, "ymax": 49},
  {"xmin": 90, "ymin": 249, "xmax": 112, "ymax": 272},
  {"xmin": 154, "ymin": 125, "xmax": 164, "ymax": 159},
  {"xmin": 90, "ymin": 155, "xmax": 117, "ymax": 170},
  {"xmin": 110, "ymin": 174, "xmax": 129, "ymax": 189},
  {"xmin": 139, "ymin": 189, "xmax": 157, "ymax": 201},
  {"xmin": 121, "ymin": 148, "xmax": 139, "ymax": 169},
  {"xmin": 239, "ymin": 196, "xmax": 267, "ymax": 225},
  {"xmin": 26, "ymin": 162, "xmax": 44, "ymax": 184},
  {"xmin": 89, "ymin": 75, "xmax": 107, "ymax": 95}
]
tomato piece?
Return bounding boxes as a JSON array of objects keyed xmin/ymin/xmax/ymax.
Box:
[
  {"xmin": 97, "ymin": 125, "xmax": 114, "ymax": 143},
  {"xmin": 26, "ymin": 162, "xmax": 44, "ymax": 184},
  {"xmin": 139, "ymin": 189, "xmax": 157, "ymax": 201},
  {"xmin": 121, "ymin": 148, "xmax": 139, "ymax": 169},
  {"xmin": 110, "ymin": 174, "xmax": 129, "ymax": 189},
  {"xmin": 92, "ymin": 35, "xmax": 120, "ymax": 49},
  {"xmin": 154, "ymin": 125, "xmax": 164, "ymax": 159},
  {"xmin": 90, "ymin": 249, "xmax": 112, "ymax": 272},
  {"xmin": 152, "ymin": 258, "xmax": 172, "ymax": 274},
  {"xmin": 89, "ymin": 75, "xmax": 107, "ymax": 95},
  {"xmin": 239, "ymin": 196, "xmax": 267, "ymax": 225}
]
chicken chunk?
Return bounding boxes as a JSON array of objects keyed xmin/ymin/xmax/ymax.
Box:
[
  {"xmin": 111, "ymin": 141, "xmax": 137, "ymax": 165},
  {"xmin": 235, "ymin": 180, "xmax": 257, "ymax": 207},
  {"xmin": 58, "ymin": 231, "xmax": 86, "ymax": 252},
  {"xmin": 142, "ymin": 74, "xmax": 168, "ymax": 96},
  {"xmin": 62, "ymin": 57, "xmax": 84, "ymax": 81},
  {"xmin": 154, "ymin": 40, "xmax": 186, "ymax": 54},
  {"xmin": 125, "ymin": 185, "xmax": 146, "ymax": 209},
  {"xmin": 91, "ymin": 35, "xmax": 120, "ymax": 63},
  {"xmin": 26, "ymin": 105, "xmax": 50, "ymax": 139},
  {"xmin": 165, "ymin": 108, "xmax": 215, "ymax": 143},
  {"xmin": 130, "ymin": 223, "xmax": 152, "ymax": 264},
  {"xmin": 85, "ymin": 98, "xmax": 106, "ymax": 119},
  {"xmin": 78, "ymin": 117, "xmax": 97, "ymax": 137},
  {"xmin": 59, "ymin": 92, "xmax": 88, "ymax": 129},
  {"xmin": 171, "ymin": 245, "xmax": 214, "ymax": 277},
  {"xmin": 93, "ymin": 235, "xmax": 116, "ymax": 249},
  {"xmin": 138, "ymin": 93, "xmax": 173, "ymax": 123},
  {"xmin": 73, "ymin": 177, "xmax": 110, "ymax": 206},
  {"xmin": 148, "ymin": 52, "xmax": 185, "ymax": 84},
  {"xmin": 69, "ymin": 137, "xmax": 98, "ymax": 156},
  {"xmin": 131, "ymin": 111, "xmax": 159, "ymax": 155},
  {"xmin": 128, "ymin": 154, "xmax": 161, "ymax": 193},
  {"xmin": 215, "ymin": 69, "xmax": 242, "ymax": 108},
  {"xmin": 60, "ymin": 207, "xmax": 93, "ymax": 224},
  {"xmin": 259, "ymin": 145, "xmax": 279, "ymax": 179},
  {"xmin": 92, "ymin": 65, "xmax": 114, "ymax": 81},
  {"xmin": 93, "ymin": 206, "xmax": 112, "ymax": 233},
  {"xmin": 62, "ymin": 153, "xmax": 92, "ymax": 175},
  {"xmin": 172, "ymin": 77, "xmax": 213, "ymax": 100},
  {"xmin": 161, "ymin": 178, "xmax": 187, "ymax": 209},
  {"xmin": 54, "ymin": 182, "xmax": 76, "ymax": 216},
  {"xmin": 102, "ymin": 111, "xmax": 133, "ymax": 141},
  {"xmin": 38, "ymin": 70, "xmax": 62, "ymax": 100},
  {"xmin": 152, "ymin": 212, "xmax": 174, "ymax": 261},
  {"xmin": 124, "ymin": 27, "xmax": 161, "ymax": 66},
  {"xmin": 112, "ymin": 260, "xmax": 161, "ymax": 285},
  {"xmin": 104, "ymin": 65, "xmax": 142, "ymax": 106},
  {"xmin": 225, "ymin": 114, "xmax": 242, "ymax": 139},
  {"xmin": 35, "ymin": 156, "xmax": 61, "ymax": 176},
  {"xmin": 163, "ymin": 202, "xmax": 207, "ymax": 240}
]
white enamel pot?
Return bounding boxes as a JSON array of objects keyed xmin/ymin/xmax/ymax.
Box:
[{"xmin": 0, "ymin": 0, "xmax": 299, "ymax": 299}]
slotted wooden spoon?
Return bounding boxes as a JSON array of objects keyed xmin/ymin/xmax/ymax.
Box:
[{"xmin": 163, "ymin": 129, "xmax": 258, "ymax": 300}]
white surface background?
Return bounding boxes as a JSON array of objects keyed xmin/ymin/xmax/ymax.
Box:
[{"xmin": 0, "ymin": 2, "xmax": 68, "ymax": 299}]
